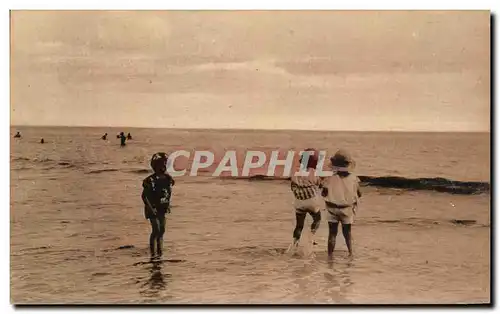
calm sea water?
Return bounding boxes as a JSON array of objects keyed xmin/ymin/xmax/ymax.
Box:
[{"xmin": 10, "ymin": 127, "xmax": 490, "ymax": 304}]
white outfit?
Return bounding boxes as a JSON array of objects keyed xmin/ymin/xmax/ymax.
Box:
[{"xmin": 322, "ymin": 173, "xmax": 360, "ymax": 224}]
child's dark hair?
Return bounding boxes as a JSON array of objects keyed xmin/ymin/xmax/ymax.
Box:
[{"xmin": 150, "ymin": 152, "xmax": 168, "ymax": 172}]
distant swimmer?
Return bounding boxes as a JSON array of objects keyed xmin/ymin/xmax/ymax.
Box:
[
  {"xmin": 288, "ymin": 149, "xmax": 322, "ymax": 252},
  {"xmin": 40, "ymin": 138, "xmax": 45, "ymax": 144},
  {"xmin": 119, "ymin": 132, "xmax": 126, "ymax": 147},
  {"xmin": 101, "ymin": 133, "xmax": 108, "ymax": 140},
  {"xmin": 141, "ymin": 152, "xmax": 175, "ymax": 258},
  {"xmin": 321, "ymin": 149, "xmax": 362, "ymax": 259},
  {"xmin": 14, "ymin": 132, "xmax": 21, "ymax": 138},
  {"xmin": 127, "ymin": 133, "xmax": 132, "ymax": 140}
]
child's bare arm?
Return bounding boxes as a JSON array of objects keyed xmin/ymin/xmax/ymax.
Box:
[
  {"xmin": 167, "ymin": 174, "xmax": 175, "ymax": 187},
  {"xmin": 356, "ymin": 176, "xmax": 362, "ymax": 198},
  {"xmin": 141, "ymin": 180, "xmax": 157, "ymax": 216},
  {"xmin": 142, "ymin": 190, "xmax": 157, "ymax": 215}
]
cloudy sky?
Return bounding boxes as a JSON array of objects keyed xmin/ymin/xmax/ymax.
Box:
[{"xmin": 10, "ymin": 11, "xmax": 490, "ymax": 131}]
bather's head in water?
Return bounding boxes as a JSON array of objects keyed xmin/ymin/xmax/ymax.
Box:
[{"xmin": 119, "ymin": 132, "xmax": 126, "ymax": 146}]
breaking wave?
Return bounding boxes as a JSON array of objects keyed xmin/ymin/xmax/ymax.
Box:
[
  {"xmin": 358, "ymin": 175, "xmax": 489, "ymax": 195},
  {"xmin": 220, "ymin": 174, "xmax": 489, "ymax": 195}
]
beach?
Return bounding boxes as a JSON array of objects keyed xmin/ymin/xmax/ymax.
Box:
[{"xmin": 10, "ymin": 127, "xmax": 490, "ymax": 304}]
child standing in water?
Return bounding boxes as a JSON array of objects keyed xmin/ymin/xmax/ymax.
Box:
[
  {"xmin": 142, "ymin": 152, "xmax": 175, "ymax": 258},
  {"xmin": 322, "ymin": 149, "xmax": 361, "ymax": 259},
  {"xmin": 288, "ymin": 148, "xmax": 323, "ymax": 251}
]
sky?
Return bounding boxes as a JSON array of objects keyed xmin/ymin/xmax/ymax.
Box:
[{"xmin": 10, "ymin": 10, "xmax": 490, "ymax": 131}]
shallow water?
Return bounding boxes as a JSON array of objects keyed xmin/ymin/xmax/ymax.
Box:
[{"xmin": 10, "ymin": 127, "xmax": 490, "ymax": 304}]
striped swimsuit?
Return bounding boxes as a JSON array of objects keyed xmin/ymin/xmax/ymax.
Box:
[
  {"xmin": 291, "ymin": 174, "xmax": 321, "ymax": 200},
  {"xmin": 290, "ymin": 170, "xmax": 323, "ymax": 213}
]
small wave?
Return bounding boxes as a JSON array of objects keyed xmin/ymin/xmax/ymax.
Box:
[
  {"xmin": 12, "ymin": 156, "xmax": 56, "ymax": 163},
  {"xmin": 44, "ymin": 164, "xmax": 80, "ymax": 171},
  {"xmin": 33, "ymin": 157, "xmax": 55, "ymax": 163},
  {"xmin": 12, "ymin": 157, "xmax": 30, "ymax": 162},
  {"xmin": 86, "ymin": 168, "xmax": 120, "ymax": 174},
  {"xmin": 220, "ymin": 245, "xmax": 288, "ymax": 257},
  {"xmin": 11, "ymin": 166, "xmax": 32, "ymax": 171},
  {"xmin": 222, "ymin": 245, "xmax": 258, "ymax": 252},
  {"xmin": 117, "ymin": 245, "xmax": 135, "ymax": 250},
  {"xmin": 12, "ymin": 157, "xmax": 82, "ymax": 170},
  {"xmin": 20, "ymin": 245, "xmax": 52, "ymax": 252},
  {"xmin": 360, "ymin": 218, "xmax": 487, "ymax": 228},
  {"xmin": 57, "ymin": 162, "xmax": 79, "ymax": 169},
  {"xmin": 64, "ymin": 255, "xmax": 88, "ymax": 262},
  {"xmin": 219, "ymin": 175, "xmax": 288, "ymax": 182},
  {"xmin": 450, "ymin": 219, "xmax": 478, "ymax": 226},
  {"xmin": 128, "ymin": 169, "xmax": 150, "ymax": 174},
  {"xmin": 361, "ymin": 218, "xmax": 441, "ymax": 227}
]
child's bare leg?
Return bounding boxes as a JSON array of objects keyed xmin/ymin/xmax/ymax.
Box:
[
  {"xmin": 157, "ymin": 216, "xmax": 166, "ymax": 257},
  {"xmin": 293, "ymin": 212, "xmax": 307, "ymax": 244},
  {"xmin": 149, "ymin": 218, "xmax": 161, "ymax": 257},
  {"xmin": 341, "ymin": 223, "xmax": 353, "ymax": 257},
  {"xmin": 328, "ymin": 221, "xmax": 339, "ymax": 259},
  {"xmin": 149, "ymin": 233, "xmax": 156, "ymax": 256},
  {"xmin": 310, "ymin": 211, "xmax": 321, "ymax": 245}
]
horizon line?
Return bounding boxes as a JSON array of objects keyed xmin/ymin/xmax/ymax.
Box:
[{"xmin": 9, "ymin": 124, "xmax": 491, "ymax": 133}]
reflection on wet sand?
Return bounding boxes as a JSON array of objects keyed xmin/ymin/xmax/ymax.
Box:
[
  {"xmin": 291, "ymin": 261, "xmax": 317, "ymax": 302},
  {"xmin": 140, "ymin": 260, "xmax": 171, "ymax": 299},
  {"xmin": 322, "ymin": 259, "xmax": 354, "ymax": 304},
  {"xmin": 287, "ymin": 250, "xmax": 356, "ymax": 304}
]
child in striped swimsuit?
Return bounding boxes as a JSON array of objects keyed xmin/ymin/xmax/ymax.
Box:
[{"xmin": 289, "ymin": 149, "xmax": 323, "ymax": 249}]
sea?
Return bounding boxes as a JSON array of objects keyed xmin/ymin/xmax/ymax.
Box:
[{"xmin": 10, "ymin": 126, "xmax": 490, "ymax": 304}]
